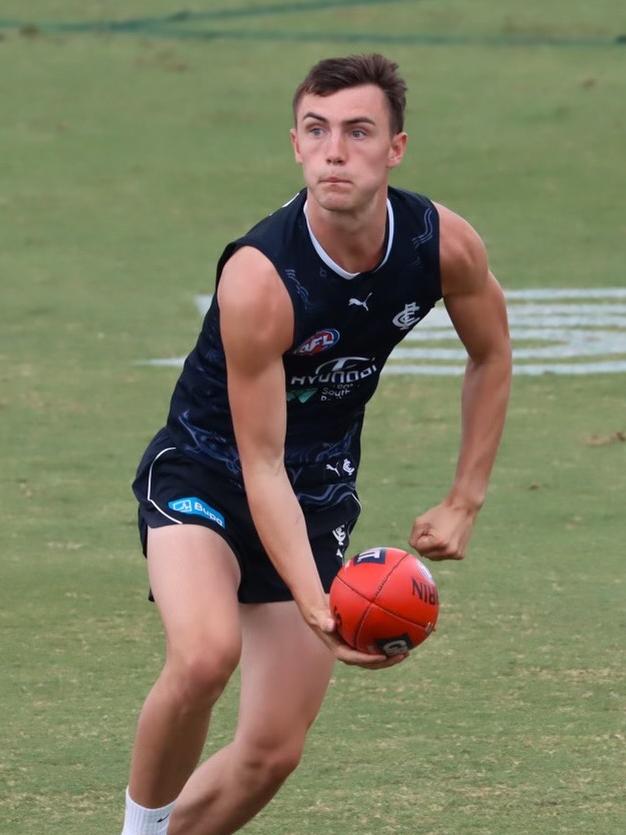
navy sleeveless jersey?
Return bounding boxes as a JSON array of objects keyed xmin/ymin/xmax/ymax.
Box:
[{"xmin": 166, "ymin": 187, "xmax": 441, "ymax": 509}]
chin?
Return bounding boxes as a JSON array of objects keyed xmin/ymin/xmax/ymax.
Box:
[
  {"xmin": 320, "ymin": 196, "xmax": 354, "ymax": 213},
  {"xmin": 310, "ymin": 186, "xmax": 358, "ymax": 213}
]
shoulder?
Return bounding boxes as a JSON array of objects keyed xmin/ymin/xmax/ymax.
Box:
[
  {"xmin": 235, "ymin": 189, "xmax": 307, "ymax": 252},
  {"xmin": 218, "ymin": 246, "xmax": 294, "ymax": 356},
  {"xmin": 216, "ymin": 189, "xmax": 307, "ymax": 281},
  {"xmin": 434, "ymin": 202, "xmax": 489, "ymax": 297},
  {"xmin": 219, "ymin": 245, "xmax": 281, "ymax": 299},
  {"xmin": 389, "ymin": 186, "xmax": 437, "ymax": 228}
]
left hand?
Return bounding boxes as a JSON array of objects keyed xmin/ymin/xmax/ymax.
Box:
[{"xmin": 409, "ymin": 500, "xmax": 478, "ymax": 561}]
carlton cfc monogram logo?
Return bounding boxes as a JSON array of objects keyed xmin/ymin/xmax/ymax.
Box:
[
  {"xmin": 392, "ymin": 302, "xmax": 423, "ymax": 330},
  {"xmin": 294, "ymin": 328, "xmax": 340, "ymax": 355}
]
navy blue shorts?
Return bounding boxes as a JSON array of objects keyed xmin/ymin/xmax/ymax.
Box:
[{"xmin": 132, "ymin": 428, "xmax": 360, "ymax": 604}]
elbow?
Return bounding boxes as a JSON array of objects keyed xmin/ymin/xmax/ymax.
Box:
[
  {"xmin": 468, "ymin": 343, "xmax": 512, "ymax": 376},
  {"xmin": 466, "ymin": 345, "xmax": 513, "ymax": 396}
]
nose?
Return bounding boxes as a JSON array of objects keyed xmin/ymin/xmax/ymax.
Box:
[{"xmin": 325, "ymin": 130, "xmax": 346, "ymax": 165}]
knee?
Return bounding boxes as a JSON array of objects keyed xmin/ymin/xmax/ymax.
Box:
[
  {"xmin": 238, "ymin": 736, "xmax": 304, "ymax": 787},
  {"xmin": 164, "ymin": 644, "xmax": 240, "ymax": 709},
  {"xmin": 265, "ymin": 745, "xmax": 303, "ymax": 783}
]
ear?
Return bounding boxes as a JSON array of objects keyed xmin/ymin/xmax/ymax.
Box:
[
  {"xmin": 290, "ymin": 127, "xmax": 303, "ymax": 164},
  {"xmin": 387, "ymin": 131, "xmax": 408, "ymax": 170}
]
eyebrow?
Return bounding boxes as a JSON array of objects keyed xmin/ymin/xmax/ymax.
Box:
[{"xmin": 301, "ymin": 111, "xmax": 376, "ymax": 127}]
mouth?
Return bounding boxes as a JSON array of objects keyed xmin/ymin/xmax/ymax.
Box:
[{"xmin": 321, "ymin": 177, "xmax": 351, "ymax": 185}]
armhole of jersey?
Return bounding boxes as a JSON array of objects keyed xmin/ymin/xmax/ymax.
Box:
[
  {"xmin": 412, "ymin": 195, "xmax": 443, "ymax": 307},
  {"xmin": 392, "ymin": 187, "xmax": 443, "ymax": 307},
  {"xmin": 429, "ymin": 201, "xmax": 443, "ymax": 304},
  {"xmin": 215, "ymin": 239, "xmax": 301, "ymax": 352}
]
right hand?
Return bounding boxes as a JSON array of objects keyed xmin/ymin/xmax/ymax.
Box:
[{"xmin": 305, "ymin": 605, "xmax": 409, "ymax": 670}]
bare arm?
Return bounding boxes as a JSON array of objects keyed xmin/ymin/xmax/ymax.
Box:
[
  {"xmin": 410, "ymin": 205, "xmax": 512, "ymax": 560},
  {"xmin": 219, "ymin": 247, "xmax": 401, "ymax": 667}
]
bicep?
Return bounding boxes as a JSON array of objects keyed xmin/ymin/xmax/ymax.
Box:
[
  {"xmin": 444, "ymin": 272, "xmax": 510, "ymax": 363},
  {"xmin": 225, "ymin": 348, "xmax": 288, "ymax": 470},
  {"xmin": 438, "ymin": 204, "xmax": 510, "ymax": 362},
  {"xmin": 218, "ymin": 248, "xmax": 294, "ymax": 470}
]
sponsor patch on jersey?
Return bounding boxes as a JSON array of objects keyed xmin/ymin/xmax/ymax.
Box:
[
  {"xmin": 294, "ymin": 328, "xmax": 340, "ymax": 356},
  {"xmin": 168, "ymin": 497, "xmax": 226, "ymax": 527},
  {"xmin": 286, "ymin": 387, "xmax": 317, "ymax": 403},
  {"xmin": 290, "ymin": 356, "xmax": 377, "ymax": 386}
]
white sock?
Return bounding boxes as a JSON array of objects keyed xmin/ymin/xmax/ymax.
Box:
[{"xmin": 121, "ymin": 787, "xmax": 176, "ymax": 835}]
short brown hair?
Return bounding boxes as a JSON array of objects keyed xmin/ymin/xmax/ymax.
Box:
[{"xmin": 292, "ymin": 53, "xmax": 407, "ymax": 134}]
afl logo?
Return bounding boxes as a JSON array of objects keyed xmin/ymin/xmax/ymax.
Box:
[{"xmin": 294, "ymin": 328, "xmax": 340, "ymax": 356}]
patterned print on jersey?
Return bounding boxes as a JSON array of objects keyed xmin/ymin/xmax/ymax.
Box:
[{"xmin": 165, "ymin": 187, "xmax": 441, "ymax": 509}]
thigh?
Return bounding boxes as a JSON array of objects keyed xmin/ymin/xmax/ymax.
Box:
[
  {"xmin": 235, "ymin": 601, "xmax": 335, "ymax": 746},
  {"xmin": 147, "ymin": 525, "xmax": 242, "ymax": 658}
]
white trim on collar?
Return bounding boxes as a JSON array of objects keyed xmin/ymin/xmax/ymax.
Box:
[{"xmin": 303, "ymin": 198, "xmax": 395, "ymax": 280}]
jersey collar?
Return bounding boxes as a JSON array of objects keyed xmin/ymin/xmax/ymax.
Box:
[{"xmin": 303, "ymin": 197, "xmax": 395, "ymax": 280}]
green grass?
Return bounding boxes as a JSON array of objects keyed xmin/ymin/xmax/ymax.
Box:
[{"xmin": 1, "ymin": 2, "xmax": 625, "ymax": 833}]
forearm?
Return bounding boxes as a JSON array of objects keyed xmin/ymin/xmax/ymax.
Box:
[
  {"xmin": 243, "ymin": 466, "xmax": 327, "ymax": 617},
  {"xmin": 448, "ymin": 351, "xmax": 512, "ymax": 510}
]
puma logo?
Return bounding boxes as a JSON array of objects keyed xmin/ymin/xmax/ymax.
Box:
[{"xmin": 349, "ymin": 292, "xmax": 372, "ymax": 311}]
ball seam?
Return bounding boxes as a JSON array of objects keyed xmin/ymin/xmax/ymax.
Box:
[{"xmin": 353, "ymin": 553, "xmax": 410, "ymax": 651}]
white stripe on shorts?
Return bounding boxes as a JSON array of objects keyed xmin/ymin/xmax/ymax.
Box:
[{"xmin": 146, "ymin": 446, "xmax": 182, "ymax": 525}]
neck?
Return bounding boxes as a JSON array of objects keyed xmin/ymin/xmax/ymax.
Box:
[{"xmin": 305, "ymin": 189, "xmax": 389, "ymax": 274}]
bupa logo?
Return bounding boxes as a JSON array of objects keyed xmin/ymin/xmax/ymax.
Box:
[
  {"xmin": 294, "ymin": 329, "xmax": 340, "ymax": 356},
  {"xmin": 354, "ymin": 547, "xmax": 387, "ymax": 565},
  {"xmin": 392, "ymin": 302, "xmax": 423, "ymax": 330},
  {"xmin": 168, "ymin": 497, "xmax": 226, "ymax": 528}
]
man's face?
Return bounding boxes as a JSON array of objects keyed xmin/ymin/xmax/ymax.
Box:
[{"xmin": 290, "ymin": 84, "xmax": 407, "ymax": 213}]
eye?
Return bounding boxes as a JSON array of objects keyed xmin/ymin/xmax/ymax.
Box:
[
  {"xmin": 351, "ymin": 128, "xmax": 367, "ymax": 139},
  {"xmin": 307, "ymin": 125, "xmax": 324, "ymax": 137}
]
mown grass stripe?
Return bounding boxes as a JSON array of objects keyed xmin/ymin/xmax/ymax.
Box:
[
  {"xmin": 1, "ymin": 0, "xmax": 624, "ymax": 51},
  {"xmin": 2, "ymin": 22, "xmax": 624, "ymax": 48},
  {"xmin": 0, "ymin": 0, "xmax": 413, "ymax": 33}
]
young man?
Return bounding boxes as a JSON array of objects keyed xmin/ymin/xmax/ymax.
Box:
[{"xmin": 122, "ymin": 54, "xmax": 511, "ymax": 835}]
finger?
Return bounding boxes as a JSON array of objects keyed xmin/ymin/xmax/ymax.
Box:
[
  {"xmin": 358, "ymin": 653, "xmax": 409, "ymax": 670},
  {"xmin": 339, "ymin": 648, "xmax": 409, "ymax": 669},
  {"xmin": 308, "ymin": 609, "xmax": 336, "ymax": 634},
  {"xmin": 410, "ymin": 521, "xmax": 432, "ymax": 541},
  {"xmin": 336, "ymin": 647, "xmax": 388, "ymax": 666},
  {"xmin": 412, "ymin": 534, "xmax": 447, "ymax": 555},
  {"xmin": 412, "ymin": 526, "xmax": 441, "ymax": 543},
  {"xmin": 320, "ymin": 616, "xmax": 336, "ymax": 633},
  {"xmin": 422, "ymin": 547, "xmax": 464, "ymax": 561}
]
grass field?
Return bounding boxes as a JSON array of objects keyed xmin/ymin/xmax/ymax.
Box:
[{"xmin": 1, "ymin": 2, "xmax": 625, "ymax": 833}]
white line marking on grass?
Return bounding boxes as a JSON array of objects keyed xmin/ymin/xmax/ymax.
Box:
[{"xmin": 139, "ymin": 288, "xmax": 626, "ymax": 376}]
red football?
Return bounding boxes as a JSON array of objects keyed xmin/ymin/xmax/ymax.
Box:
[{"xmin": 329, "ymin": 547, "xmax": 439, "ymax": 656}]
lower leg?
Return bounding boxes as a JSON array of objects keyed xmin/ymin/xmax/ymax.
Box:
[
  {"xmin": 168, "ymin": 601, "xmax": 335, "ymax": 835},
  {"xmin": 125, "ymin": 525, "xmax": 242, "ymax": 811},
  {"xmin": 168, "ymin": 738, "xmax": 300, "ymax": 835},
  {"xmin": 127, "ymin": 666, "xmax": 214, "ymax": 807}
]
